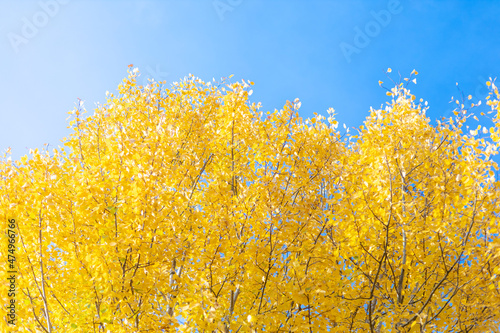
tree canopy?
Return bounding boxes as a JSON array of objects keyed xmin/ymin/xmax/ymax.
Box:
[{"xmin": 1, "ymin": 68, "xmax": 500, "ymax": 332}]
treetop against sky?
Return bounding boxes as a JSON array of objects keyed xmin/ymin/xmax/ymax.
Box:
[{"xmin": 1, "ymin": 68, "xmax": 499, "ymax": 332}]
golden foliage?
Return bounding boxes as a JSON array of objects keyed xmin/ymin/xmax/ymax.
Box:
[{"xmin": 1, "ymin": 69, "xmax": 499, "ymax": 332}]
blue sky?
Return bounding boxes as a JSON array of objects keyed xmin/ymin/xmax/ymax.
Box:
[{"xmin": 1, "ymin": 0, "xmax": 500, "ymax": 160}]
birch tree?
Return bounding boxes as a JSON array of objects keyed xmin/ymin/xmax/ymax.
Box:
[{"xmin": 1, "ymin": 68, "xmax": 499, "ymax": 332}]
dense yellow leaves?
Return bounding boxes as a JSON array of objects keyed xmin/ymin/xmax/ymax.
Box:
[{"xmin": 1, "ymin": 69, "xmax": 500, "ymax": 332}]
